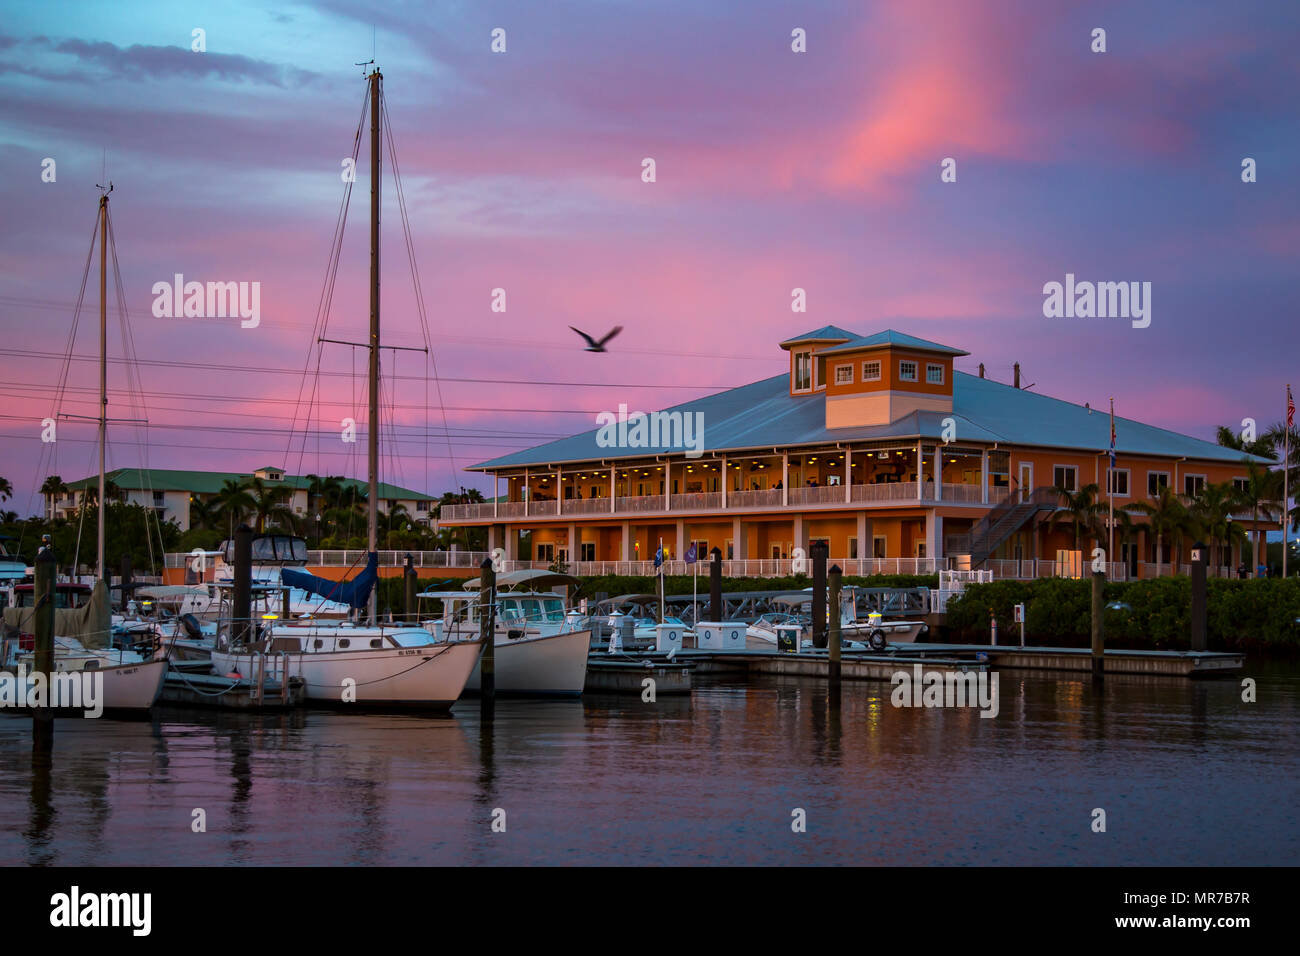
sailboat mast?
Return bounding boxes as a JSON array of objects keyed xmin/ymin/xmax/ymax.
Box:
[
  {"xmin": 97, "ymin": 192, "xmax": 108, "ymax": 582},
  {"xmin": 367, "ymin": 69, "xmax": 382, "ymax": 623}
]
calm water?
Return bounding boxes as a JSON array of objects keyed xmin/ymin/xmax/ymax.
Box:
[{"xmin": 2, "ymin": 664, "xmax": 1298, "ymax": 866}]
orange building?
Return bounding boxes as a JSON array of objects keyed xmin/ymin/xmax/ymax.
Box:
[{"xmin": 440, "ymin": 328, "xmax": 1277, "ymax": 579}]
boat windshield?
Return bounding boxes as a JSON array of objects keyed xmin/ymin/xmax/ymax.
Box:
[{"xmin": 500, "ymin": 596, "xmax": 566, "ymax": 624}]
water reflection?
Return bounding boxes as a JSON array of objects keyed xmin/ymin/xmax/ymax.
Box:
[{"xmin": 0, "ymin": 663, "xmax": 1296, "ymax": 866}]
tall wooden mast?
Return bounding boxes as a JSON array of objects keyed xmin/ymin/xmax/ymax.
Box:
[{"xmin": 367, "ymin": 68, "xmax": 382, "ymax": 623}]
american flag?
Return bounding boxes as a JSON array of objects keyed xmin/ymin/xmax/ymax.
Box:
[
  {"xmin": 1109, "ymin": 399, "xmax": 1116, "ymax": 469},
  {"xmin": 1288, "ymin": 384, "xmax": 1295, "ymax": 430}
]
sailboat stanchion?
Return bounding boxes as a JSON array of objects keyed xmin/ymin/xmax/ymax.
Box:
[
  {"xmin": 828, "ymin": 564, "xmax": 842, "ymax": 706},
  {"xmin": 33, "ymin": 543, "xmax": 56, "ymax": 748},
  {"xmin": 479, "ymin": 558, "xmax": 495, "ymax": 712}
]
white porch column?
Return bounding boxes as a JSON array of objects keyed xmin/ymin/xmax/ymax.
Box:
[
  {"xmin": 927, "ymin": 513, "xmax": 942, "ymax": 569},
  {"xmin": 665, "ymin": 462, "xmax": 671, "ymax": 511},
  {"xmin": 488, "ymin": 525, "xmax": 501, "ymax": 553},
  {"xmin": 917, "ymin": 440, "xmax": 924, "ymax": 500},
  {"xmin": 621, "ymin": 521, "xmax": 631, "ymax": 561},
  {"xmin": 793, "ymin": 514, "xmax": 807, "ymax": 556},
  {"xmin": 934, "ymin": 446, "xmax": 942, "ymax": 500},
  {"xmin": 981, "ymin": 450, "xmax": 989, "ymax": 504},
  {"xmin": 782, "ymin": 451, "xmax": 789, "ymax": 507},
  {"xmin": 676, "ymin": 519, "xmax": 685, "ymax": 563},
  {"xmin": 845, "ymin": 449, "xmax": 851, "ymax": 503},
  {"xmin": 504, "ymin": 527, "xmax": 517, "ymax": 561},
  {"xmin": 721, "ymin": 454, "xmax": 728, "ymax": 508},
  {"xmin": 610, "ymin": 465, "xmax": 616, "ymax": 513},
  {"xmin": 557, "ymin": 467, "xmax": 563, "ymax": 513},
  {"xmin": 567, "ymin": 523, "xmax": 577, "ymax": 564},
  {"xmin": 732, "ymin": 517, "xmax": 746, "ymax": 560},
  {"xmin": 493, "ymin": 472, "xmax": 498, "ymax": 518}
]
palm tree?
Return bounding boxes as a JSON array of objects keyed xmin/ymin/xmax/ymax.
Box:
[
  {"xmin": 1261, "ymin": 422, "xmax": 1300, "ymax": 538},
  {"xmin": 1186, "ymin": 481, "xmax": 1247, "ymax": 576},
  {"xmin": 1235, "ymin": 461, "xmax": 1283, "ymax": 570},
  {"xmin": 0, "ymin": 475, "xmax": 14, "ymax": 502},
  {"xmin": 1049, "ymin": 483, "xmax": 1108, "ymax": 553},
  {"xmin": 1215, "ymin": 424, "xmax": 1276, "ymax": 459},
  {"xmin": 1131, "ymin": 485, "xmax": 1189, "ymax": 576},
  {"xmin": 39, "ymin": 474, "xmax": 68, "ymax": 517},
  {"xmin": 247, "ymin": 476, "xmax": 295, "ymax": 532},
  {"xmin": 187, "ymin": 494, "xmax": 218, "ymax": 531},
  {"xmin": 213, "ymin": 479, "xmax": 256, "ymax": 536}
]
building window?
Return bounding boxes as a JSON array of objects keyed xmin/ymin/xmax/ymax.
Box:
[
  {"xmin": 816, "ymin": 356, "xmax": 826, "ymax": 390},
  {"xmin": 1232, "ymin": 477, "xmax": 1249, "ymax": 494},
  {"xmin": 416, "ymin": 500, "xmax": 429, "ymax": 512},
  {"xmin": 1184, "ymin": 474, "xmax": 1206, "ymax": 497},
  {"xmin": 153, "ymin": 491, "xmax": 165, "ymax": 506},
  {"xmin": 580, "ymin": 542, "xmax": 595, "ymax": 561},
  {"xmin": 1147, "ymin": 471, "xmax": 1169, "ymax": 497},
  {"xmin": 1108, "ymin": 468, "xmax": 1130, "ymax": 496},
  {"xmin": 899, "ymin": 361, "xmax": 917, "ymax": 382},
  {"xmin": 536, "ymin": 543, "xmax": 555, "ymax": 562},
  {"xmin": 849, "ymin": 537, "xmax": 858, "ymax": 559},
  {"xmin": 1053, "ymin": 465, "xmax": 1078, "ymax": 492},
  {"xmin": 926, "ymin": 363, "xmax": 944, "ymax": 385},
  {"xmin": 862, "ymin": 360, "xmax": 881, "ymax": 381},
  {"xmin": 793, "ymin": 350, "xmax": 812, "ymax": 391},
  {"xmin": 834, "ymin": 364, "xmax": 853, "ymax": 385}
]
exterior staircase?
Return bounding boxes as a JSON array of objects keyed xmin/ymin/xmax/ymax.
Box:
[{"xmin": 964, "ymin": 487, "xmax": 1060, "ymax": 567}]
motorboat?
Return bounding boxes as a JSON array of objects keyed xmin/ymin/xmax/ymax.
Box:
[{"xmin": 419, "ymin": 589, "xmax": 590, "ymax": 697}]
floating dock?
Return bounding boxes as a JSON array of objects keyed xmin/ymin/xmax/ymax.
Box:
[
  {"xmin": 898, "ymin": 642, "xmax": 1244, "ymax": 677},
  {"xmin": 158, "ymin": 663, "xmax": 305, "ymax": 710},
  {"xmin": 585, "ymin": 656, "xmax": 693, "ymax": 694}
]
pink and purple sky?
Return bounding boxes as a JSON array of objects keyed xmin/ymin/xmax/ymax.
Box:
[{"xmin": 1, "ymin": 0, "xmax": 1296, "ymax": 514}]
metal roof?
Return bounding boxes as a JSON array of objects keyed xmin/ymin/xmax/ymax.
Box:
[
  {"xmin": 469, "ymin": 370, "xmax": 1269, "ymax": 470},
  {"xmin": 63, "ymin": 468, "xmax": 433, "ymax": 500},
  {"xmin": 778, "ymin": 325, "xmax": 856, "ymax": 347},
  {"xmin": 816, "ymin": 330, "xmax": 970, "ymax": 357}
]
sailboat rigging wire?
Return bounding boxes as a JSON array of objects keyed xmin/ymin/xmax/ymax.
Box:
[
  {"xmin": 381, "ymin": 93, "xmax": 458, "ymax": 491},
  {"xmin": 285, "ymin": 82, "xmax": 370, "ymax": 474}
]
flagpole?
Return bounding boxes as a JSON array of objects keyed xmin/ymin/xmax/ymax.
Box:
[{"xmin": 1109, "ymin": 398, "xmax": 1115, "ymax": 576}]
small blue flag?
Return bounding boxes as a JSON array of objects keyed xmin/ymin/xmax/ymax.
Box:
[
  {"xmin": 685, "ymin": 543, "xmax": 697, "ymax": 564},
  {"xmin": 654, "ymin": 546, "xmax": 664, "ymax": 569}
]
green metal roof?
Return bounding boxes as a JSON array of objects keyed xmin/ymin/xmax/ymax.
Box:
[{"xmin": 63, "ymin": 469, "xmax": 433, "ymax": 500}]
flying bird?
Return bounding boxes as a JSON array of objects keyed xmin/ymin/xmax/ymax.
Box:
[{"xmin": 570, "ymin": 325, "xmax": 622, "ymax": 352}]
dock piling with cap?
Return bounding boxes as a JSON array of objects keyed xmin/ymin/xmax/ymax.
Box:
[
  {"xmin": 479, "ymin": 558, "xmax": 496, "ymax": 712},
  {"xmin": 1091, "ymin": 570, "xmax": 1105, "ymax": 684},
  {"xmin": 828, "ymin": 563, "xmax": 842, "ymax": 705}
]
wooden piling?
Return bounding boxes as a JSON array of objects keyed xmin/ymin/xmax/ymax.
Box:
[
  {"xmin": 1190, "ymin": 543, "xmax": 1207, "ymax": 652},
  {"xmin": 479, "ymin": 558, "xmax": 495, "ymax": 711},
  {"xmin": 403, "ymin": 553, "xmax": 417, "ymax": 623},
  {"xmin": 33, "ymin": 542, "xmax": 55, "ymax": 749},
  {"xmin": 708, "ymin": 547, "xmax": 723, "ymax": 623},
  {"xmin": 827, "ymin": 563, "xmax": 842, "ymax": 704},
  {"xmin": 232, "ymin": 525, "xmax": 253, "ymax": 647},
  {"xmin": 811, "ymin": 541, "xmax": 827, "ymax": 648},
  {"xmin": 1091, "ymin": 570, "xmax": 1105, "ymax": 683}
]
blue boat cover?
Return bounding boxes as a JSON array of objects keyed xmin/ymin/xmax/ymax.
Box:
[{"xmin": 282, "ymin": 551, "xmax": 378, "ymax": 610}]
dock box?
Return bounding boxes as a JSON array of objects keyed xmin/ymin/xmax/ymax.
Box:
[
  {"xmin": 656, "ymin": 622, "xmax": 684, "ymax": 654},
  {"xmin": 697, "ymin": 621, "xmax": 746, "ymax": 651},
  {"xmin": 775, "ymin": 624, "xmax": 801, "ymax": 653}
]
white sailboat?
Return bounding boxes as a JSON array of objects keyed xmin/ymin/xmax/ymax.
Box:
[
  {"xmin": 0, "ymin": 189, "xmax": 166, "ymax": 714},
  {"xmin": 209, "ymin": 68, "xmax": 483, "ymax": 710}
]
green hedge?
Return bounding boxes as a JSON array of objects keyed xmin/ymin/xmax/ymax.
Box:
[{"xmin": 944, "ymin": 577, "xmax": 1300, "ymax": 652}]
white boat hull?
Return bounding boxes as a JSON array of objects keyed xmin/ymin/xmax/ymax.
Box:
[
  {"xmin": 210, "ymin": 641, "xmax": 482, "ymax": 709},
  {"xmin": 97, "ymin": 658, "xmax": 169, "ymax": 712},
  {"xmin": 464, "ymin": 629, "xmax": 590, "ymax": 696}
]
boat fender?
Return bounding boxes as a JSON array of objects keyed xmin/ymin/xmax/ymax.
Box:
[{"xmin": 869, "ymin": 629, "xmax": 887, "ymax": 651}]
